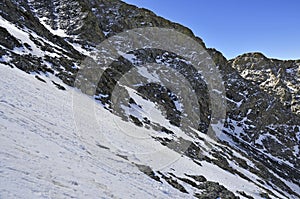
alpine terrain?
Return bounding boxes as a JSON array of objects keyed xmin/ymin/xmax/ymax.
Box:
[{"xmin": 0, "ymin": 0, "xmax": 299, "ymax": 198}]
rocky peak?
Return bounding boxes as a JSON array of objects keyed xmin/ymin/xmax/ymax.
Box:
[{"xmin": 230, "ymin": 52, "xmax": 300, "ymax": 114}]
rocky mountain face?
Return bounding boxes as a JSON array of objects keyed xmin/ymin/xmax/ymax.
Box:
[
  {"xmin": 230, "ymin": 53, "xmax": 300, "ymax": 115},
  {"xmin": 0, "ymin": 0, "xmax": 299, "ymax": 198}
]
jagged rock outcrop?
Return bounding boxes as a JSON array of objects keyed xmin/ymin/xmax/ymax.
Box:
[{"xmin": 230, "ymin": 52, "xmax": 300, "ymax": 115}]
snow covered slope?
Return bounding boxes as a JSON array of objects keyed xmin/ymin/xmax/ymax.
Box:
[
  {"xmin": 0, "ymin": 0, "xmax": 300, "ymax": 198},
  {"xmin": 0, "ymin": 64, "xmax": 298, "ymax": 199},
  {"xmin": 0, "ymin": 64, "xmax": 189, "ymax": 198}
]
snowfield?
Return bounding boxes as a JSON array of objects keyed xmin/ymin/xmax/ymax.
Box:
[
  {"xmin": 0, "ymin": 63, "xmax": 297, "ymax": 199},
  {"xmin": 0, "ymin": 65, "xmax": 188, "ymax": 198},
  {"xmin": 1, "ymin": 0, "xmax": 299, "ymax": 197}
]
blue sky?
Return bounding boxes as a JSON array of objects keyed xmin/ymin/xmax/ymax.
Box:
[{"xmin": 123, "ymin": 0, "xmax": 300, "ymax": 60}]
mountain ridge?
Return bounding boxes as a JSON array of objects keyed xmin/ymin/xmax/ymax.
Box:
[{"xmin": 0, "ymin": 0, "xmax": 299, "ymax": 198}]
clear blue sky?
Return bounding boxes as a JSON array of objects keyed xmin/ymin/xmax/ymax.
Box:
[{"xmin": 122, "ymin": 0, "xmax": 300, "ymax": 60}]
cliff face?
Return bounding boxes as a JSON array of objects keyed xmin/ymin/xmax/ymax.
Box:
[
  {"xmin": 230, "ymin": 53, "xmax": 300, "ymax": 115},
  {"xmin": 0, "ymin": 0, "xmax": 299, "ymax": 198}
]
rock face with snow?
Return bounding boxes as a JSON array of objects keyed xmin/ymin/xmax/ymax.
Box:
[
  {"xmin": 230, "ymin": 52, "xmax": 300, "ymax": 115},
  {"xmin": 0, "ymin": 0, "xmax": 299, "ymax": 198}
]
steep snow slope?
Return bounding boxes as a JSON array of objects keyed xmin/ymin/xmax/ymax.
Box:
[
  {"xmin": 0, "ymin": 0, "xmax": 299, "ymax": 198},
  {"xmin": 0, "ymin": 64, "xmax": 297, "ymax": 199},
  {"xmin": 0, "ymin": 64, "xmax": 190, "ymax": 198}
]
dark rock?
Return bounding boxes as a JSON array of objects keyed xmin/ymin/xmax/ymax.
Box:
[
  {"xmin": 52, "ymin": 81, "xmax": 66, "ymax": 90},
  {"xmin": 35, "ymin": 75, "xmax": 46, "ymax": 83}
]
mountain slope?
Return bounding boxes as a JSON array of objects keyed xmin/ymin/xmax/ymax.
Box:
[
  {"xmin": 0, "ymin": 64, "xmax": 291, "ymax": 198},
  {"xmin": 230, "ymin": 52, "xmax": 300, "ymax": 115},
  {"xmin": 0, "ymin": 0, "xmax": 299, "ymax": 198},
  {"xmin": 0, "ymin": 64, "xmax": 193, "ymax": 198}
]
